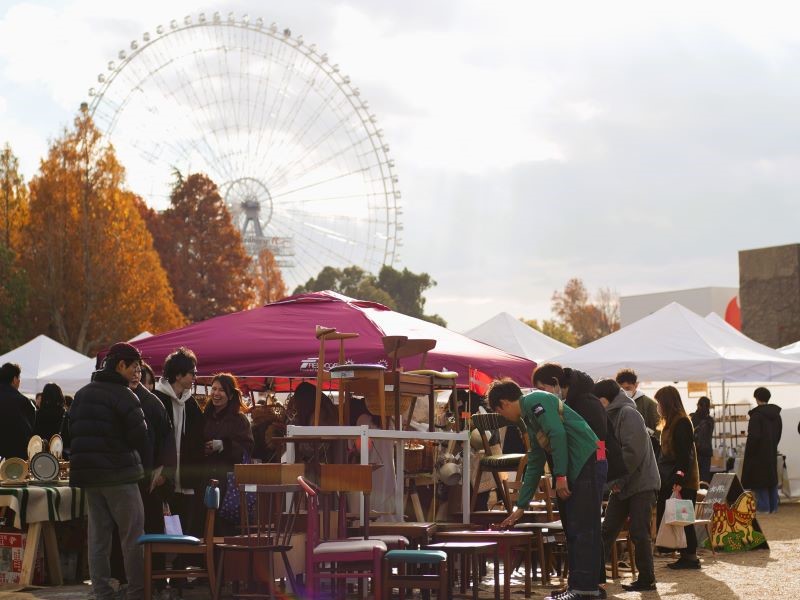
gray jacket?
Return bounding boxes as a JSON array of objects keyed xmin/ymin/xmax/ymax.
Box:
[{"xmin": 606, "ymin": 391, "xmax": 660, "ymax": 499}]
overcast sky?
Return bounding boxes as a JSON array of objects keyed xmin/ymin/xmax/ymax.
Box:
[{"xmin": 2, "ymin": 0, "xmax": 800, "ymax": 331}]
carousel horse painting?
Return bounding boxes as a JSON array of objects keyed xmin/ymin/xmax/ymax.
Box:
[{"xmin": 710, "ymin": 491, "xmax": 767, "ymax": 551}]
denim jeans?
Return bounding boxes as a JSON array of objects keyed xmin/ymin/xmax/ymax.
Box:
[
  {"xmin": 87, "ymin": 484, "xmax": 145, "ymax": 600},
  {"xmin": 558, "ymin": 454, "xmax": 601, "ymax": 595},
  {"xmin": 602, "ymin": 490, "xmax": 657, "ymax": 584},
  {"xmin": 754, "ymin": 487, "xmax": 779, "ymax": 513},
  {"xmin": 595, "ymin": 459, "xmax": 608, "ymax": 584}
]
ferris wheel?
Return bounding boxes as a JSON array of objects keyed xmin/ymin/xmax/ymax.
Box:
[{"xmin": 87, "ymin": 12, "xmax": 401, "ymax": 289}]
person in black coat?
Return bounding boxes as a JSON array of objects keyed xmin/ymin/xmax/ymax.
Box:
[
  {"xmin": 0, "ymin": 362, "xmax": 36, "ymax": 460},
  {"xmin": 741, "ymin": 387, "xmax": 782, "ymax": 513},
  {"xmin": 34, "ymin": 382, "xmax": 68, "ymax": 441},
  {"xmin": 69, "ymin": 342, "xmax": 148, "ymax": 600}
]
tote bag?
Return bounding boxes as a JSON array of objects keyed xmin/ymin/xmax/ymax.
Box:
[
  {"xmin": 655, "ymin": 517, "xmax": 687, "ymax": 549},
  {"xmin": 218, "ymin": 452, "xmax": 257, "ymax": 524},
  {"xmin": 664, "ymin": 493, "xmax": 695, "ymax": 526}
]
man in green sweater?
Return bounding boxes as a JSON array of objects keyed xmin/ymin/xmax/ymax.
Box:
[{"xmin": 491, "ymin": 379, "xmax": 603, "ymax": 600}]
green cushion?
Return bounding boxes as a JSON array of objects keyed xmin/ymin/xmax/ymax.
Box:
[
  {"xmin": 137, "ymin": 534, "xmax": 201, "ymax": 545},
  {"xmin": 480, "ymin": 453, "xmax": 525, "ymax": 469},
  {"xmin": 385, "ymin": 549, "xmax": 447, "ymax": 564}
]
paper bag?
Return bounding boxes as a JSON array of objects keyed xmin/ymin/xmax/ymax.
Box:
[{"xmin": 164, "ymin": 514, "xmax": 183, "ymax": 536}]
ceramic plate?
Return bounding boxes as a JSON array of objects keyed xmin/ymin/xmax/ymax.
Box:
[
  {"xmin": 30, "ymin": 452, "xmax": 59, "ymax": 481},
  {"xmin": 27, "ymin": 435, "xmax": 43, "ymax": 459},
  {"xmin": 49, "ymin": 434, "xmax": 63, "ymax": 459},
  {"xmin": 0, "ymin": 457, "xmax": 29, "ymax": 482}
]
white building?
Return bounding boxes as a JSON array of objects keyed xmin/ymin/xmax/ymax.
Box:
[{"xmin": 620, "ymin": 286, "xmax": 739, "ymax": 327}]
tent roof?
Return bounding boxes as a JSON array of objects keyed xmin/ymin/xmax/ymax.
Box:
[
  {"xmin": 464, "ymin": 312, "xmax": 572, "ymax": 362},
  {"xmin": 779, "ymin": 340, "xmax": 800, "ymax": 358},
  {"xmin": 0, "ymin": 335, "xmax": 90, "ymax": 394},
  {"xmin": 550, "ymin": 302, "xmax": 800, "ymax": 383},
  {"xmin": 124, "ymin": 291, "xmax": 535, "ymax": 386}
]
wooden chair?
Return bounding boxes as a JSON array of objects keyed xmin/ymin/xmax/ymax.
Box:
[
  {"xmin": 314, "ymin": 325, "xmax": 359, "ymax": 426},
  {"xmin": 214, "ymin": 465, "xmax": 304, "ymax": 598},
  {"xmin": 470, "ymin": 412, "xmax": 527, "ymax": 513},
  {"xmin": 383, "ymin": 549, "xmax": 448, "ymax": 600},
  {"xmin": 138, "ymin": 479, "xmax": 220, "ymax": 600},
  {"xmin": 298, "ymin": 467, "xmax": 387, "ymax": 599}
]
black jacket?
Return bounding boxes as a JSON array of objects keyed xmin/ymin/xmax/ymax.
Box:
[
  {"xmin": 742, "ymin": 403, "xmax": 782, "ymax": 489},
  {"xmin": 0, "ymin": 383, "xmax": 36, "ymax": 460},
  {"xmin": 68, "ymin": 370, "xmax": 148, "ymax": 487},
  {"xmin": 34, "ymin": 407, "xmax": 66, "ymax": 442},
  {"xmin": 690, "ymin": 410, "xmax": 715, "ymax": 458},
  {"xmin": 133, "ymin": 383, "xmax": 176, "ymax": 476},
  {"xmin": 564, "ymin": 368, "xmax": 607, "ymax": 441}
]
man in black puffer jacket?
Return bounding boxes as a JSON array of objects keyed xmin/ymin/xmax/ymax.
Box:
[{"xmin": 69, "ymin": 342, "xmax": 148, "ymax": 600}]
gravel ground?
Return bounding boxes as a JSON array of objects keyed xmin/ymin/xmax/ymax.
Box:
[{"xmin": 3, "ymin": 500, "xmax": 798, "ymax": 599}]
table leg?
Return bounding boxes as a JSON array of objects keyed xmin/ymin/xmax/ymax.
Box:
[
  {"xmin": 493, "ymin": 550, "xmax": 500, "ymax": 600},
  {"xmin": 502, "ymin": 544, "xmax": 511, "ymax": 600},
  {"xmin": 524, "ymin": 540, "xmax": 531, "ymax": 598},
  {"xmin": 471, "ymin": 551, "xmax": 479, "ymax": 600},
  {"xmin": 20, "ymin": 522, "xmax": 42, "ymax": 586},
  {"xmin": 42, "ymin": 522, "xmax": 63, "ymax": 585}
]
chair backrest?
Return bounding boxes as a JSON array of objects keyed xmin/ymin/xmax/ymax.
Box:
[
  {"xmin": 314, "ymin": 325, "xmax": 359, "ymax": 425},
  {"xmin": 298, "ymin": 475, "xmax": 321, "ymax": 571},
  {"xmin": 471, "ymin": 412, "xmax": 525, "ymax": 455},
  {"xmin": 203, "ymin": 479, "xmax": 220, "ymax": 543},
  {"xmin": 240, "ymin": 482, "xmax": 302, "ymax": 548},
  {"xmin": 320, "ymin": 464, "xmax": 373, "ymax": 539},
  {"xmin": 382, "ymin": 336, "xmax": 437, "ymax": 371}
]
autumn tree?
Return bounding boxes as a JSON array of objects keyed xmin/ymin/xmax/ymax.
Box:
[
  {"xmin": 294, "ymin": 264, "xmax": 447, "ymax": 326},
  {"xmin": 251, "ymin": 247, "xmax": 288, "ymax": 305},
  {"xmin": 21, "ymin": 107, "xmax": 185, "ymax": 353},
  {"xmin": 0, "ymin": 143, "xmax": 28, "ymax": 250},
  {"xmin": 550, "ymin": 278, "xmax": 620, "ymax": 346},
  {"xmin": 149, "ymin": 172, "xmax": 254, "ymax": 322},
  {"xmin": 522, "ymin": 318, "xmax": 577, "ymax": 347}
]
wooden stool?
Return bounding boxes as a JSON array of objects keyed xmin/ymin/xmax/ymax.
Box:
[
  {"xmin": 426, "ymin": 541, "xmax": 499, "ymax": 600},
  {"xmin": 383, "ymin": 549, "xmax": 448, "ymax": 599}
]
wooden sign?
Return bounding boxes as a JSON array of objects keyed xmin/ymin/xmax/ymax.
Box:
[
  {"xmin": 697, "ymin": 472, "xmax": 768, "ymax": 551},
  {"xmin": 687, "ymin": 382, "xmax": 708, "ymax": 397}
]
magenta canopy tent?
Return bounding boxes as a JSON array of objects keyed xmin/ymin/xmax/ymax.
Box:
[{"xmin": 123, "ymin": 291, "xmax": 535, "ymax": 387}]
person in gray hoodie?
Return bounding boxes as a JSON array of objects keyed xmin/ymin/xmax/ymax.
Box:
[{"xmin": 594, "ymin": 379, "xmax": 660, "ymax": 592}]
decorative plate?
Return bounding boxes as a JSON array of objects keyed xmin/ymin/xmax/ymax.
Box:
[
  {"xmin": 30, "ymin": 452, "xmax": 59, "ymax": 481},
  {"xmin": 0, "ymin": 457, "xmax": 29, "ymax": 482},
  {"xmin": 27, "ymin": 435, "xmax": 43, "ymax": 459},
  {"xmin": 49, "ymin": 434, "xmax": 63, "ymax": 459}
]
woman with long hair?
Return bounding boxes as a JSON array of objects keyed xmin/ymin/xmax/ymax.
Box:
[
  {"xmin": 654, "ymin": 385, "xmax": 701, "ymax": 570},
  {"xmin": 34, "ymin": 382, "xmax": 68, "ymax": 441},
  {"xmin": 690, "ymin": 396, "xmax": 715, "ymax": 484},
  {"xmin": 203, "ymin": 373, "xmax": 254, "ymax": 531}
]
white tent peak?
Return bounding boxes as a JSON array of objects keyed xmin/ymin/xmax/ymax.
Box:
[
  {"xmin": 464, "ymin": 311, "xmax": 572, "ymax": 363},
  {"xmin": 779, "ymin": 340, "xmax": 800, "ymax": 358},
  {"xmin": 128, "ymin": 331, "xmax": 153, "ymax": 342},
  {"xmin": 704, "ymin": 312, "xmax": 747, "ymax": 338},
  {"xmin": 0, "ymin": 335, "xmax": 91, "ymax": 395},
  {"xmin": 550, "ymin": 302, "xmax": 800, "ymax": 383}
]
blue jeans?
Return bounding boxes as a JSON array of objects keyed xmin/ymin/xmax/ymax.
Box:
[
  {"xmin": 558, "ymin": 454, "xmax": 601, "ymax": 595},
  {"xmin": 754, "ymin": 487, "xmax": 779, "ymax": 513},
  {"xmin": 87, "ymin": 484, "xmax": 145, "ymax": 600}
]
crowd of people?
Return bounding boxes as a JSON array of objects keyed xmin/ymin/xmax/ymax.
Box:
[
  {"xmin": 493, "ymin": 364, "xmax": 785, "ymax": 600},
  {"xmin": 0, "ymin": 344, "xmax": 789, "ymax": 600}
]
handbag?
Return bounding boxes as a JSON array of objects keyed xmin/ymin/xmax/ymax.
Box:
[
  {"xmin": 664, "ymin": 492, "xmax": 695, "ymax": 526},
  {"xmin": 218, "ymin": 452, "xmax": 257, "ymax": 524},
  {"xmin": 655, "ymin": 516, "xmax": 687, "ymax": 549}
]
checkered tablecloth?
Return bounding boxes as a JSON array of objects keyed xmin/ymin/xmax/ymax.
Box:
[{"xmin": 0, "ymin": 485, "xmax": 85, "ymax": 528}]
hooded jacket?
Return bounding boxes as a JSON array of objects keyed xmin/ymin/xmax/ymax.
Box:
[
  {"xmin": 68, "ymin": 369, "xmax": 147, "ymax": 487},
  {"xmin": 742, "ymin": 403, "xmax": 782, "ymax": 489},
  {"xmin": 155, "ymin": 378, "xmax": 204, "ymax": 493},
  {"xmin": 605, "ymin": 390, "xmax": 660, "ymax": 499}
]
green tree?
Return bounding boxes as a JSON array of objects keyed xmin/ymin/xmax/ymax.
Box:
[
  {"xmin": 294, "ymin": 264, "xmax": 446, "ymax": 326},
  {"xmin": 149, "ymin": 172, "xmax": 254, "ymax": 322},
  {"xmin": 522, "ymin": 318, "xmax": 577, "ymax": 347},
  {"xmin": 22, "ymin": 107, "xmax": 185, "ymax": 353}
]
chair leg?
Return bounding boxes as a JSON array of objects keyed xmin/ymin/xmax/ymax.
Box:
[
  {"xmin": 470, "ymin": 466, "xmax": 484, "ymax": 512},
  {"xmin": 373, "ymin": 551, "xmax": 383, "ymax": 600},
  {"xmin": 439, "ymin": 560, "xmax": 448, "ymax": 599},
  {"xmin": 628, "ymin": 539, "xmax": 637, "ymax": 578},
  {"xmin": 207, "ymin": 546, "xmax": 217, "ymax": 597},
  {"xmin": 383, "ymin": 559, "xmax": 391, "ymax": 600},
  {"xmin": 143, "ymin": 546, "xmax": 152, "ymax": 600},
  {"xmin": 214, "ymin": 548, "xmax": 225, "ymax": 600},
  {"xmin": 610, "ymin": 539, "xmax": 619, "ymax": 579}
]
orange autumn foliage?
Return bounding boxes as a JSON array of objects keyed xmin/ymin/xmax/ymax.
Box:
[{"xmin": 21, "ymin": 108, "xmax": 185, "ymax": 354}]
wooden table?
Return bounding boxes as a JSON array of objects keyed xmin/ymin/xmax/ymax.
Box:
[
  {"xmin": 434, "ymin": 530, "xmax": 533, "ymax": 600},
  {"xmin": 0, "ymin": 483, "xmax": 86, "ymax": 586},
  {"xmin": 426, "ymin": 541, "xmax": 500, "ymax": 600}
]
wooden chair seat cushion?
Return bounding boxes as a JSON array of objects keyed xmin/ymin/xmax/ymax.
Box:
[
  {"xmin": 138, "ymin": 534, "xmax": 201, "ymax": 545},
  {"xmin": 348, "ymin": 535, "xmax": 409, "ymax": 547},
  {"xmin": 479, "ymin": 453, "xmax": 525, "ymax": 468},
  {"xmin": 314, "ymin": 539, "xmax": 388, "ymax": 554},
  {"xmin": 405, "ymin": 369, "xmax": 458, "ymax": 378},
  {"xmin": 515, "ymin": 520, "xmax": 563, "ymax": 531},
  {"xmin": 385, "ymin": 549, "xmax": 447, "ymax": 564}
]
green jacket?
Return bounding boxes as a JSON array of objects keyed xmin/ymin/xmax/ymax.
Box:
[{"xmin": 516, "ymin": 390, "xmax": 598, "ymax": 509}]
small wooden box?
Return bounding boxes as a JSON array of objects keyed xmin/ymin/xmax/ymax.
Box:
[
  {"xmin": 234, "ymin": 463, "xmax": 305, "ymax": 485},
  {"xmin": 320, "ymin": 464, "xmax": 373, "ymax": 492}
]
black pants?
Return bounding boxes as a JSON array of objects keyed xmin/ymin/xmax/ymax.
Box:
[
  {"xmin": 602, "ymin": 490, "xmax": 657, "ymax": 584},
  {"xmin": 657, "ymin": 486, "xmax": 697, "ymax": 556},
  {"xmin": 558, "ymin": 454, "xmax": 602, "ymax": 594}
]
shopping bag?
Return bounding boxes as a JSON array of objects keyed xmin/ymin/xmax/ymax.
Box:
[
  {"xmin": 664, "ymin": 493, "xmax": 695, "ymax": 526},
  {"xmin": 163, "ymin": 503, "xmax": 183, "ymax": 535},
  {"xmin": 655, "ymin": 519, "xmax": 687, "ymax": 549},
  {"xmin": 218, "ymin": 452, "xmax": 257, "ymax": 524}
]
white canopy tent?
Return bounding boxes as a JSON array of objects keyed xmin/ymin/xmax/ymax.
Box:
[
  {"xmin": 778, "ymin": 340, "xmax": 800, "ymax": 359},
  {"xmin": 0, "ymin": 335, "xmax": 92, "ymax": 395},
  {"xmin": 45, "ymin": 360, "xmax": 96, "ymax": 396},
  {"xmin": 704, "ymin": 312, "xmax": 749, "ymax": 338},
  {"xmin": 464, "ymin": 311, "xmax": 572, "ymax": 363},
  {"xmin": 550, "ymin": 302, "xmax": 800, "ymax": 383}
]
